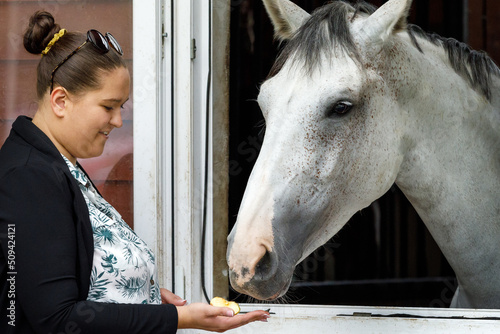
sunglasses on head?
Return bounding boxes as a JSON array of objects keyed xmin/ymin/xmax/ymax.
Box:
[{"xmin": 49, "ymin": 29, "xmax": 123, "ymax": 94}]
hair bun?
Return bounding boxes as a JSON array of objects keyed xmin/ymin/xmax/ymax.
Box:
[{"xmin": 24, "ymin": 11, "xmax": 62, "ymax": 55}]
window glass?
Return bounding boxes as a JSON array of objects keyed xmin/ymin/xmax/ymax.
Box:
[{"xmin": 0, "ymin": 0, "xmax": 134, "ymax": 227}]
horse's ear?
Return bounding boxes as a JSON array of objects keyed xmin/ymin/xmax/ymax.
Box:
[
  {"xmin": 263, "ymin": 0, "xmax": 310, "ymax": 41},
  {"xmin": 357, "ymin": 0, "xmax": 412, "ymax": 52}
]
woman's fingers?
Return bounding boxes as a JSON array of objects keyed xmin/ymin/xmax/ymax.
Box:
[
  {"xmin": 212, "ymin": 306, "xmax": 235, "ymax": 318},
  {"xmin": 160, "ymin": 288, "xmax": 187, "ymax": 306}
]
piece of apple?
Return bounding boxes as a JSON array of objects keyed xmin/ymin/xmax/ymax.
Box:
[
  {"xmin": 226, "ymin": 301, "xmax": 240, "ymax": 315},
  {"xmin": 210, "ymin": 297, "xmax": 241, "ymax": 315}
]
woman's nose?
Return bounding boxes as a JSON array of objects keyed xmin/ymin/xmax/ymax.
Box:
[{"xmin": 110, "ymin": 109, "xmax": 123, "ymax": 128}]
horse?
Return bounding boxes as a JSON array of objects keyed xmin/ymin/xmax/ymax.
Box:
[{"xmin": 226, "ymin": 0, "xmax": 500, "ymax": 309}]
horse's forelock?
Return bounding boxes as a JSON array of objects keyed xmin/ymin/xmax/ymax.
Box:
[{"xmin": 267, "ymin": 1, "xmax": 377, "ymax": 79}]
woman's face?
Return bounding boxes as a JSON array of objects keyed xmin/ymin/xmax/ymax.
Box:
[{"xmin": 58, "ymin": 67, "xmax": 130, "ymax": 162}]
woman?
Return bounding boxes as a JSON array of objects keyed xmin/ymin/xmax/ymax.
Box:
[{"xmin": 0, "ymin": 11, "xmax": 269, "ymax": 333}]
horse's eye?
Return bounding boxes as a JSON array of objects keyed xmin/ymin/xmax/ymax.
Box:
[{"xmin": 327, "ymin": 101, "xmax": 353, "ymax": 117}]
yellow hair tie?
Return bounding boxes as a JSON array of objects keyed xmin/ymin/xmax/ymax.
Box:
[{"xmin": 41, "ymin": 29, "xmax": 67, "ymax": 56}]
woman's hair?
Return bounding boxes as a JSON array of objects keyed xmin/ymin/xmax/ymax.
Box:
[{"xmin": 23, "ymin": 11, "xmax": 127, "ymax": 100}]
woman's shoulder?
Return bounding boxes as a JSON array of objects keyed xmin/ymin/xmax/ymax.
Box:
[
  {"xmin": 0, "ymin": 116, "xmax": 67, "ymax": 173},
  {"xmin": 2, "ymin": 120, "xmax": 67, "ymax": 173},
  {"xmin": 0, "ymin": 140, "xmax": 74, "ymax": 197},
  {"xmin": 1, "ymin": 140, "xmax": 60, "ymax": 176}
]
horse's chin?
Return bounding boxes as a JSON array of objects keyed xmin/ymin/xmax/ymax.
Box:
[{"xmin": 229, "ymin": 270, "xmax": 293, "ymax": 301}]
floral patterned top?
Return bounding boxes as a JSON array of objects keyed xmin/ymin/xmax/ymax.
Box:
[{"xmin": 63, "ymin": 156, "xmax": 161, "ymax": 305}]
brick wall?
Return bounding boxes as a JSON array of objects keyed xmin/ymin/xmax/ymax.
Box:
[{"xmin": 0, "ymin": 0, "xmax": 134, "ymax": 227}]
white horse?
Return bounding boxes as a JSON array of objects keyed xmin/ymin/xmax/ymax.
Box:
[{"xmin": 227, "ymin": 0, "xmax": 500, "ymax": 308}]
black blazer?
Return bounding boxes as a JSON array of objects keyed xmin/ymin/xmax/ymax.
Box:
[{"xmin": 0, "ymin": 116, "xmax": 177, "ymax": 333}]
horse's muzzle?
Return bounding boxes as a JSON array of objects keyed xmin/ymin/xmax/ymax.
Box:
[{"xmin": 228, "ymin": 246, "xmax": 292, "ymax": 300}]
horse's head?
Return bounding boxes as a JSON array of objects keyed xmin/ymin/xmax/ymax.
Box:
[{"xmin": 227, "ymin": 0, "xmax": 413, "ymax": 300}]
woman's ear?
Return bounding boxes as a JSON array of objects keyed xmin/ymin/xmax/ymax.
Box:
[{"xmin": 50, "ymin": 87, "xmax": 69, "ymax": 118}]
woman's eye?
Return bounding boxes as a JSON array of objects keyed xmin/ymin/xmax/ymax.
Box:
[
  {"xmin": 103, "ymin": 106, "xmax": 113, "ymax": 111},
  {"xmin": 327, "ymin": 101, "xmax": 353, "ymax": 117}
]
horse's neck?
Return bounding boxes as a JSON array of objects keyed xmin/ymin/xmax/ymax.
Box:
[
  {"xmin": 393, "ymin": 35, "xmax": 500, "ymax": 232},
  {"xmin": 393, "ymin": 37, "xmax": 500, "ymax": 306},
  {"xmin": 396, "ymin": 103, "xmax": 500, "ymax": 239}
]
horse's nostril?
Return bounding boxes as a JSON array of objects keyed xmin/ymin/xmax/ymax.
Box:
[{"xmin": 255, "ymin": 249, "xmax": 273, "ymax": 280}]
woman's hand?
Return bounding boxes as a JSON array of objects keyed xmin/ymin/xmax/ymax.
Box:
[
  {"xmin": 176, "ymin": 303, "xmax": 270, "ymax": 332},
  {"xmin": 160, "ymin": 288, "xmax": 187, "ymax": 306}
]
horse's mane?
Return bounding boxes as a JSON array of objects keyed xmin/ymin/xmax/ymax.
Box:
[
  {"xmin": 268, "ymin": 0, "xmax": 500, "ymax": 101},
  {"xmin": 407, "ymin": 24, "xmax": 500, "ymax": 100}
]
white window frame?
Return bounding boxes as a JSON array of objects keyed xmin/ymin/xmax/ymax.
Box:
[
  {"xmin": 132, "ymin": 1, "xmax": 500, "ymax": 333},
  {"xmin": 133, "ymin": 0, "xmax": 173, "ymax": 291},
  {"xmin": 133, "ymin": 0, "xmax": 212, "ymax": 302}
]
